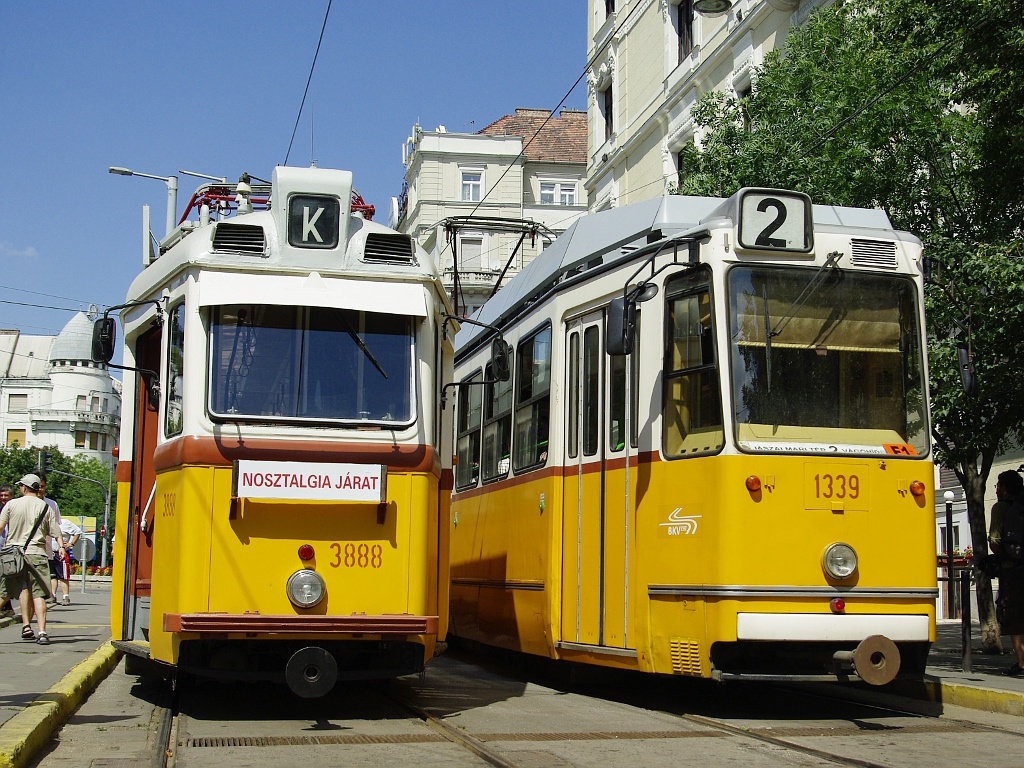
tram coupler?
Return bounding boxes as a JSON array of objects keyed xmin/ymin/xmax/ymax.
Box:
[
  {"xmin": 831, "ymin": 634, "xmax": 901, "ymax": 685},
  {"xmin": 285, "ymin": 646, "xmax": 339, "ymax": 698}
]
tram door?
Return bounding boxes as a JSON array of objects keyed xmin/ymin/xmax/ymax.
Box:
[
  {"xmin": 122, "ymin": 326, "xmax": 160, "ymax": 642},
  {"xmin": 561, "ymin": 311, "xmax": 633, "ymax": 649}
]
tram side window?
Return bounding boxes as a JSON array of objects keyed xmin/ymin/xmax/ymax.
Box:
[
  {"xmin": 456, "ymin": 371, "xmax": 483, "ymax": 490},
  {"xmin": 664, "ymin": 273, "xmax": 724, "ymax": 458},
  {"xmin": 165, "ymin": 302, "xmax": 185, "ymax": 436},
  {"xmin": 609, "ymin": 311, "xmax": 640, "ymax": 452},
  {"xmin": 481, "ymin": 357, "xmax": 513, "ymax": 482},
  {"xmin": 583, "ymin": 326, "xmax": 600, "ymax": 456},
  {"xmin": 567, "ymin": 331, "xmax": 580, "ymax": 459},
  {"xmin": 513, "ymin": 326, "xmax": 552, "ymax": 471}
]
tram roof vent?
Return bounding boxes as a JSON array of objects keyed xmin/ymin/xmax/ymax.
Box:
[
  {"xmin": 212, "ymin": 223, "xmax": 266, "ymax": 255},
  {"xmin": 850, "ymin": 238, "xmax": 897, "ymax": 269},
  {"xmin": 363, "ymin": 233, "xmax": 416, "ymax": 265}
]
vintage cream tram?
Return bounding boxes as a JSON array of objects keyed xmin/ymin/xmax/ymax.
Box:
[
  {"xmin": 97, "ymin": 167, "xmax": 455, "ymax": 696},
  {"xmin": 449, "ymin": 188, "xmax": 936, "ymax": 685}
]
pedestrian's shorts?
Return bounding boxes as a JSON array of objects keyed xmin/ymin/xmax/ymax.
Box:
[{"xmin": 0, "ymin": 553, "xmax": 50, "ymax": 601}]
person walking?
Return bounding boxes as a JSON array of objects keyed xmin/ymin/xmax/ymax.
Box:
[
  {"xmin": 36, "ymin": 476, "xmax": 64, "ymax": 607},
  {"xmin": 0, "ymin": 484, "xmax": 13, "ymax": 618},
  {"xmin": 55, "ymin": 516, "xmax": 81, "ymax": 605},
  {"xmin": 988, "ymin": 469, "xmax": 1024, "ymax": 676},
  {"xmin": 0, "ymin": 474, "xmax": 64, "ymax": 644}
]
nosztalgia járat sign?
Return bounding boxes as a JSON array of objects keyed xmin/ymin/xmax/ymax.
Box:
[{"xmin": 234, "ymin": 460, "xmax": 386, "ymax": 503}]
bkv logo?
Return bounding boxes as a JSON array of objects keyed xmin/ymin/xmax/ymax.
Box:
[{"xmin": 660, "ymin": 508, "xmax": 701, "ymax": 536}]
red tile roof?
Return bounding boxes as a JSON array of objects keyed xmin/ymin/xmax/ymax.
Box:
[{"xmin": 478, "ymin": 108, "xmax": 587, "ymax": 163}]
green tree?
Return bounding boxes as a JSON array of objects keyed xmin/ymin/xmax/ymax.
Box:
[
  {"xmin": 676, "ymin": 0, "xmax": 1024, "ymax": 649},
  {"xmin": 0, "ymin": 446, "xmax": 116, "ymax": 561}
]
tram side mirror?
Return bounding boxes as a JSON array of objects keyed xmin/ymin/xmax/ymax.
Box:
[
  {"xmin": 91, "ymin": 317, "xmax": 116, "ymax": 363},
  {"xmin": 607, "ymin": 296, "xmax": 636, "ymax": 356},
  {"xmin": 957, "ymin": 342, "xmax": 978, "ymax": 397},
  {"xmin": 491, "ymin": 338, "xmax": 511, "ymax": 382}
]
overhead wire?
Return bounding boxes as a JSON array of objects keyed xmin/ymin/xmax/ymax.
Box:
[
  {"xmin": 284, "ymin": 0, "xmax": 333, "ymax": 167},
  {"xmin": 435, "ymin": 1, "xmax": 646, "ymax": 271}
]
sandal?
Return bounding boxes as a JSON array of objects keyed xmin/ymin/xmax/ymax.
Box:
[
  {"xmin": 36, "ymin": 632, "xmax": 49, "ymax": 645},
  {"xmin": 21, "ymin": 625, "xmax": 35, "ymax": 640}
]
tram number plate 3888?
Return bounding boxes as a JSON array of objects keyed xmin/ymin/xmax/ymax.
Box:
[
  {"xmin": 329, "ymin": 542, "xmax": 384, "ymax": 569},
  {"xmin": 804, "ymin": 464, "xmax": 867, "ymax": 511}
]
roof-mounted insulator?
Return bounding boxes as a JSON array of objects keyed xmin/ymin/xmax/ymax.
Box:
[{"xmin": 235, "ymin": 173, "xmax": 253, "ymax": 215}]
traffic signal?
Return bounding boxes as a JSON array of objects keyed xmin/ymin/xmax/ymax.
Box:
[{"xmin": 37, "ymin": 450, "xmax": 53, "ymax": 474}]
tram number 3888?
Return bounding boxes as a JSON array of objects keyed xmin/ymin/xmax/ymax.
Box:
[{"xmin": 328, "ymin": 542, "xmax": 384, "ymax": 569}]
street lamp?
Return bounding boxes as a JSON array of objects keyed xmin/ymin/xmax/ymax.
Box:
[
  {"xmin": 944, "ymin": 490, "xmax": 956, "ymax": 619},
  {"xmin": 108, "ymin": 166, "xmax": 178, "ymax": 238}
]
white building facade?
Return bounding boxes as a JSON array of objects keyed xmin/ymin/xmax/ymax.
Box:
[
  {"xmin": 585, "ymin": 0, "xmax": 818, "ymax": 211},
  {"xmin": 0, "ymin": 312, "xmax": 121, "ymax": 467},
  {"xmin": 396, "ymin": 109, "xmax": 588, "ymax": 316}
]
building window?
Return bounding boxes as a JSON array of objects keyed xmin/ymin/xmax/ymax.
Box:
[
  {"xmin": 605, "ymin": 0, "xmax": 615, "ymax": 16},
  {"xmin": 76, "ymin": 395, "xmax": 86, "ymax": 411},
  {"xmin": 90, "ymin": 396, "xmax": 100, "ymax": 412},
  {"xmin": 7, "ymin": 394, "xmax": 27, "ymax": 413},
  {"xmin": 75, "ymin": 430, "xmax": 86, "ymax": 449},
  {"xmin": 101, "ymin": 434, "xmax": 108, "ymax": 451},
  {"xmin": 89, "ymin": 432, "xmax": 99, "ymax": 450},
  {"xmin": 6, "ymin": 429, "xmax": 25, "ymax": 447},
  {"xmin": 676, "ymin": 0, "xmax": 694, "ymax": 63},
  {"xmin": 459, "ymin": 234, "xmax": 484, "ymax": 271},
  {"xmin": 540, "ymin": 181, "xmax": 577, "ymax": 206},
  {"xmin": 602, "ymin": 85, "xmax": 614, "ymax": 142},
  {"xmin": 461, "ymin": 167, "xmax": 483, "ymax": 202}
]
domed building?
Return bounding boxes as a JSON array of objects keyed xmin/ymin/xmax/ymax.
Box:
[{"xmin": 0, "ymin": 311, "xmax": 120, "ymax": 467}]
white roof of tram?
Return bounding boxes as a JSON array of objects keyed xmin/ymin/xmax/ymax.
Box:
[{"xmin": 457, "ymin": 192, "xmax": 896, "ymax": 352}]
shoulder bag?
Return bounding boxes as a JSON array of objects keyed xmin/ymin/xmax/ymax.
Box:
[{"xmin": 0, "ymin": 502, "xmax": 50, "ymax": 578}]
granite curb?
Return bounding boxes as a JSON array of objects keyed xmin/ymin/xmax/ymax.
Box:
[{"xmin": 0, "ymin": 641, "xmax": 122, "ymax": 768}]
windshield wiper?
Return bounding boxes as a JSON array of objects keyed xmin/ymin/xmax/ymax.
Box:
[
  {"xmin": 767, "ymin": 251, "xmax": 842, "ymax": 339},
  {"xmin": 340, "ymin": 314, "xmax": 388, "ymax": 379}
]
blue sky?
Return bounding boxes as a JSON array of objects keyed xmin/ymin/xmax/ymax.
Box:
[{"xmin": 0, "ymin": 2, "xmax": 587, "ymax": 338}]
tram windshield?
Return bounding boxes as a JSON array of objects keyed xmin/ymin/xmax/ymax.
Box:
[
  {"xmin": 728, "ymin": 266, "xmax": 927, "ymax": 455},
  {"xmin": 208, "ymin": 304, "xmax": 413, "ymax": 424}
]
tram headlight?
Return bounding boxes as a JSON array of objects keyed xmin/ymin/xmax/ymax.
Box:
[
  {"xmin": 822, "ymin": 542, "xmax": 858, "ymax": 580},
  {"xmin": 286, "ymin": 569, "xmax": 326, "ymax": 609}
]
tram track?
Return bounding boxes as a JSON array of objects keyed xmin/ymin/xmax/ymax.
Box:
[{"xmin": 83, "ymin": 654, "xmax": 1024, "ymax": 768}]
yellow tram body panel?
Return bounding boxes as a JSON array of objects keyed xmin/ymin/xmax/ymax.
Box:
[
  {"xmin": 115, "ymin": 463, "xmax": 444, "ymax": 667},
  {"xmin": 451, "ymin": 453, "xmax": 935, "ymax": 678}
]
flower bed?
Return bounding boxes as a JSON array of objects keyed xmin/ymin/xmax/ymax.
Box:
[{"xmin": 69, "ymin": 565, "xmax": 113, "ymax": 576}]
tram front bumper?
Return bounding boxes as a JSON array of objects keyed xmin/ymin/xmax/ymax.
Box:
[{"xmin": 163, "ymin": 613, "xmax": 438, "ymax": 635}]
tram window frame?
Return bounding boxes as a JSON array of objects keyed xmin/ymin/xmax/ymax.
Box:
[
  {"xmin": 206, "ymin": 304, "xmax": 416, "ymax": 426},
  {"xmin": 455, "ymin": 369, "xmax": 483, "ymax": 491},
  {"xmin": 481, "ymin": 355, "xmax": 514, "ymax": 483},
  {"xmin": 609, "ymin": 310, "xmax": 640, "ymax": 453},
  {"xmin": 567, "ymin": 330, "xmax": 580, "ymax": 460},
  {"xmin": 165, "ymin": 301, "xmax": 185, "ymax": 437},
  {"xmin": 662, "ymin": 268, "xmax": 725, "ymax": 459},
  {"xmin": 513, "ymin": 323, "xmax": 552, "ymax": 473},
  {"xmin": 583, "ymin": 326, "xmax": 600, "ymax": 457}
]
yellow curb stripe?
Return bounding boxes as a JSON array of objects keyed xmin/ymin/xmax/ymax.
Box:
[
  {"xmin": 0, "ymin": 641, "xmax": 122, "ymax": 768},
  {"xmin": 906, "ymin": 679, "xmax": 1024, "ymax": 717}
]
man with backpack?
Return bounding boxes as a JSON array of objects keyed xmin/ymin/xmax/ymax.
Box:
[
  {"xmin": 988, "ymin": 469, "xmax": 1024, "ymax": 676},
  {"xmin": 0, "ymin": 474, "xmax": 64, "ymax": 645}
]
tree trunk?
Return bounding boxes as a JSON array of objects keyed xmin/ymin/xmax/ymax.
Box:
[{"xmin": 963, "ymin": 460, "xmax": 1001, "ymax": 652}]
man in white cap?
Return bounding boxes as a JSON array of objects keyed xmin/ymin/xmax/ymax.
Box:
[{"xmin": 0, "ymin": 474, "xmax": 64, "ymax": 644}]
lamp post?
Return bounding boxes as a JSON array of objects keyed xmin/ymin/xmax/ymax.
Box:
[
  {"xmin": 108, "ymin": 167, "xmax": 178, "ymax": 238},
  {"xmin": 944, "ymin": 490, "xmax": 956, "ymax": 619}
]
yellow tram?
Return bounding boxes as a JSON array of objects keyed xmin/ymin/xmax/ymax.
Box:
[
  {"xmin": 97, "ymin": 167, "xmax": 456, "ymax": 696},
  {"xmin": 449, "ymin": 188, "xmax": 935, "ymax": 685}
]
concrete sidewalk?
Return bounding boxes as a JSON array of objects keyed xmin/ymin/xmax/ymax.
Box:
[
  {"xmin": 0, "ymin": 604, "xmax": 1021, "ymax": 767},
  {"xmin": 0, "ymin": 582, "xmax": 119, "ymax": 768}
]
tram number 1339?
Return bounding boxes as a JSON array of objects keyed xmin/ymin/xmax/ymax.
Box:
[
  {"xmin": 813, "ymin": 473, "xmax": 860, "ymax": 499},
  {"xmin": 805, "ymin": 466, "xmax": 867, "ymax": 509},
  {"xmin": 329, "ymin": 543, "xmax": 384, "ymax": 569}
]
